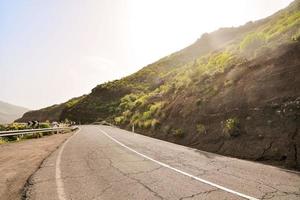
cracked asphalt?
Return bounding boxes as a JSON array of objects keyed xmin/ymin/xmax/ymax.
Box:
[{"xmin": 24, "ymin": 125, "xmax": 300, "ymax": 200}]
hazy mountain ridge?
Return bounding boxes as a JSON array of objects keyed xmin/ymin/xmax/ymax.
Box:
[
  {"xmin": 18, "ymin": 0, "xmax": 300, "ymax": 169},
  {"xmin": 0, "ymin": 101, "xmax": 29, "ymax": 124},
  {"xmin": 16, "ymin": 96, "xmax": 86, "ymax": 123}
]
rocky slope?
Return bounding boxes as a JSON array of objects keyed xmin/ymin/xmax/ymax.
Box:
[{"xmin": 18, "ymin": 0, "xmax": 300, "ymax": 169}]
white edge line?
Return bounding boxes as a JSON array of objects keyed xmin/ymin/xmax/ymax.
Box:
[
  {"xmin": 55, "ymin": 128, "xmax": 80, "ymax": 200},
  {"xmin": 99, "ymin": 128, "xmax": 259, "ymax": 200}
]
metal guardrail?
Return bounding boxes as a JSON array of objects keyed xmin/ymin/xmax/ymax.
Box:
[{"xmin": 0, "ymin": 126, "xmax": 78, "ymax": 137}]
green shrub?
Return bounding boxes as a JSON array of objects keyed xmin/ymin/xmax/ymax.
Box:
[
  {"xmin": 22, "ymin": 132, "xmax": 43, "ymax": 139},
  {"xmin": 172, "ymin": 128, "xmax": 184, "ymax": 138},
  {"xmin": 149, "ymin": 102, "xmax": 164, "ymax": 114},
  {"xmin": 114, "ymin": 116, "xmax": 125, "ymax": 124},
  {"xmin": 0, "ymin": 137, "xmax": 7, "ymax": 145},
  {"xmin": 39, "ymin": 123, "xmax": 51, "ymax": 129},
  {"xmin": 22, "ymin": 134, "xmax": 34, "ymax": 140},
  {"xmin": 134, "ymin": 94, "xmax": 149, "ymax": 108},
  {"xmin": 143, "ymin": 120, "xmax": 152, "ymax": 129},
  {"xmin": 66, "ymin": 96, "xmax": 84, "ymax": 108},
  {"xmin": 119, "ymin": 93, "xmax": 143, "ymax": 110},
  {"xmin": 138, "ymin": 121, "xmax": 144, "ymax": 128},
  {"xmin": 205, "ymin": 51, "xmax": 235, "ymax": 74},
  {"xmin": 291, "ymin": 30, "xmax": 300, "ymax": 41},
  {"xmin": 222, "ymin": 118, "xmax": 241, "ymax": 137},
  {"xmin": 0, "ymin": 124, "xmax": 5, "ymax": 131},
  {"xmin": 240, "ymin": 32, "xmax": 267, "ymax": 52},
  {"xmin": 42, "ymin": 131, "xmax": 54, "ymax": 136},
  {"xmin": 142, "ymin": 111, "xmax": 152, "ymax": 120},
  {"xmin": 131, "ymin": 112, "xmax": 141, "ymax": 122},
  {"xmin": 151, "ymin": 119, "xmax": 160, "ymax": 129},
  {"xmin": 262, "ymin": 11, "xmax": 300, "ymax": 39},
  {"xmin": 6, "ymin": 123, "xmax": 27, "ymax": 131},
  {"xmin": 196, "ymin": 124, "xmax": 206, "ymax": 135},
  {"xmin": 122, "ymin": 110, "xmax": 132, "ymax": 120}
]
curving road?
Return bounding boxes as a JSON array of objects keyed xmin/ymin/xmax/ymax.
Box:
[{"xmin": 24, "ymin": 125, "xmax": 300, "ymax": 200}]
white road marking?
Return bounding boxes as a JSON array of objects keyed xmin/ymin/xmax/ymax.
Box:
[
  {"xmin": 99, "ymin": 128, "xmax": 259, "ymax": 200},
  {"xmin": 55, "ymin": 129, "xmax": 80, "ymax": 200}
]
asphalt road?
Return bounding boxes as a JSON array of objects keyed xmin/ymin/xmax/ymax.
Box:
[{"xmin": 24, "ymin": 125, "xmax": 300, "ymax": 200}]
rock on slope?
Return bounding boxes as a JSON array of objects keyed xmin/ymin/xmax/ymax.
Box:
[{"xmin": 18, "ymin": 0, "xmax": 300, "ymax": 169}]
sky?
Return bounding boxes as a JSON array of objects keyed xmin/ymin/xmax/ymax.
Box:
[{"xmin": 0, "ymin": 0, "xmax": 294, "ymax": 110}]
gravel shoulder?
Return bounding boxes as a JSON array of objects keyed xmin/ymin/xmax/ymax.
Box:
[{"xmin": 0, "ymin": 132, "xmax": 73, "ymax": 200}]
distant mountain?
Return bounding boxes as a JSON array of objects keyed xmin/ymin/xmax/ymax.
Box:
[
  {"xmin": 18, "ymin": 0, "xmax": 300, "ymax": 169},
  {"xmin": 0, "ymin": 101, "xmax": 29, "ymax": 124}
]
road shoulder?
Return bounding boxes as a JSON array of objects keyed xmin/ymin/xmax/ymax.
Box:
[{"xmin": 0, "ymin": 132, "xmax": 73, "ymax": 200}]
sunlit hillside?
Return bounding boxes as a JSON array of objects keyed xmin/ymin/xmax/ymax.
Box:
[{"xmin": 18, "ymin": 0, "xmax": 300, "ymax": 169}]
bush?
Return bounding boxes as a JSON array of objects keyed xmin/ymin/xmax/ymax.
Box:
[
  {"xmin": 262, "ymin": 11, "xmax": 300, "ymax": 39},
  {"xmin": 0, "ymin": 137, "xmax": 7, "ymax": 145},
  {"xmin": 22, "ymin": 132, "xmax": 43, "ymax": 139},
  {"xmin": 196, "ymin": 124, "xmax": 206, "ymax": 135},
  {"xmin": 6, "ymin": 123, "xmax": 27, "ymax": 131},
  {"xmin": 240, "ymin": 32, "xmax": 267, "ymax": 54},
  {"xmin": 114, "ymin": 116, "xmax": 125, "ymax": 124},
  {"xmin": 119, "ymin": 94, "xmax": 136, "ymax": 110},
  {"xmin": 172, "ymin": 128, "xmax": 184, "ymax": 138},
  {"xmin": 149, "ymin": 102, "xmax": 165, "ymax": 115},
  {"xmin": 5, "ymin": 135, "xmax": 19, "ymax": 141},
  {"xmin": 39, "ymin": 123, "xmax": 51, "ymax": 129},
  {"xmin": 42, "ymin": 131, "xmax": 54, "ymax": 136},
  {"xmin": 131, "ymin": 112, "xmax": 141, "ymax": 122},
  {"xmin": 0, "ymin": 124, "xmax": 5, "ymax": 131},
  {"xmin": 138, "ymin": 120, "xmax": 144, "ymax": 129},
  {"xmin": 208, "ymin": 51, "xmax": 234, "ymax": 70},
  {"xmin": 66, "ymin": 96, "xmax": 85, "ymax": 108},
  {"xmin": 151, "ymin": 119, "xmax": 160, "ymax": 130},
  {"xmin": 142, "ymin": 111, "xmax": 152, "ymax": 120},
  {"xmin": 291, "ymin": 30, "xmax": 300, "ymax": 41},
  {"xmin": 143, "ymin": 120, "xmax": 152, "ymax": 129},
  {"xmin": 123, "ymin": 110, "xmax": 132, "ymax": 118},
  {"xmin": 222, "ymin": 118, "xmax": 241, "ymax": 137}
]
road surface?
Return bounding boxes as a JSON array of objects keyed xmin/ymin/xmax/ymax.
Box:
[{"xmin": 24, "ymin": 125, "xmax": 300, "ymax": 200}]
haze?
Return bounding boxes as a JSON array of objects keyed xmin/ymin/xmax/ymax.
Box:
[{"xmin": 0, "ymin": 0, "xmax": 293, "ymax": 109}]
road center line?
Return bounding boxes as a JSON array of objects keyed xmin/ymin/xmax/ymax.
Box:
[
  {"xmin": 55, "ymin": 129, "xmax": 80, "ymax": 200},
  {"xmin": 99, "ymin": 128, "xmax": 259, "ymax": 200}
]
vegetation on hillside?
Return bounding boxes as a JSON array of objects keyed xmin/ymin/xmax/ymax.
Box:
[
  {"xmin": 17, "ymin": 0, "xmax": 300, "ymax": 169},
  {"xmin": 19, "ymin": 1, "xmax": 300, "ymax": 127}
]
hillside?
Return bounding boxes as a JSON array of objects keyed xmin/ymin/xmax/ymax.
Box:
[
  {"xmin": 18, "ymin": 0, "xmax": 300, "ymax": 169},
  {"xmin": 0, "ymin": 101, "xmax": 29, "ymax": 124},
  {"xmin": 16, "ymin": 96, "xmax": 86, "ymax": 123}
]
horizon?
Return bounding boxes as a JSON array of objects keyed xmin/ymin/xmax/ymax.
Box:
[{"xmin": 0, "ymin": 0, "xmax": 294, "ymax": 109}]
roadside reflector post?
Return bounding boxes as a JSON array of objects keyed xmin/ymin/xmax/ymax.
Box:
[{"xmin": 132, "ymin": 124, "xmax": 135, "ymax": 133}]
